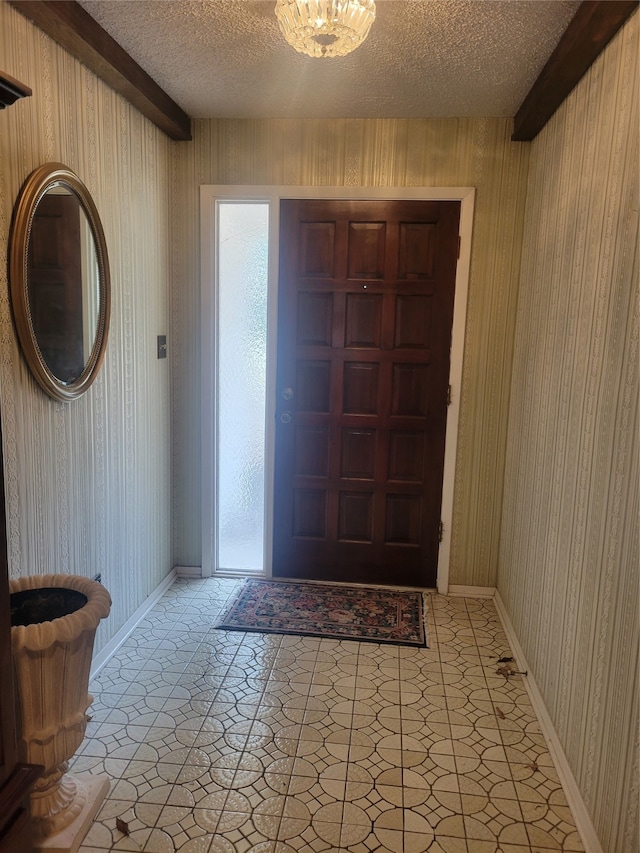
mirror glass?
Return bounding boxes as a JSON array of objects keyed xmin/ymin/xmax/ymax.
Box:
[{"xmin": 9, "ymin": 163, "xmax": 110, "ymax": 401}]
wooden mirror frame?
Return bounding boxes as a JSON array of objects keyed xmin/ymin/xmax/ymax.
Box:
[{"xmin": 9, "ymin": 163, "xmax": 110, "ymax": 402}]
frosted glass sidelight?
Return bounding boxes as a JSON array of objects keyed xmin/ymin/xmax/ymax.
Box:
[{"xmin": 217, "ymin": 203, "xmax": 269, "ymax": 571}]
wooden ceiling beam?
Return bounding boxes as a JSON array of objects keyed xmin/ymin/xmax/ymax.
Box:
[
  {"xmin": 513, "ymin": 0, "xmax": 638, "ymax": 141},
  {"xmin": 7, "ymin": 0, "xmax": 192, "ymax": 141},
  {"xmin": 0, "ymin": 70, "xmax": 32, "ymax": 109},
  {"xmin": 8, "ymin": 0, "xmax": 636, "ymax": 144}
]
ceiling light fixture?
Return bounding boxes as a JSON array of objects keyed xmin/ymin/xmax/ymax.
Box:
[{"xmin": 275, "ymin": 0, "xmax": 376, "ymax": 58}]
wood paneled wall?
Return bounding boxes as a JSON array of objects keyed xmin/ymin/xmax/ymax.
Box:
[
  {"xmin": 498, "ymin": 16, "xmax": 638, "ymax": 852},
  {"xmin": 0, "ymin": 2, "xmax": 173, "ymax": 652}
]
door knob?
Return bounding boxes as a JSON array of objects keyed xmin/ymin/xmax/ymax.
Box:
[
  {"xmin": 280, "ymin": 412, "xmax": 292, "ymax": 424},
  {"xmin": 282, "ymin": 387, "xmax": 294, "ymax": 400}
]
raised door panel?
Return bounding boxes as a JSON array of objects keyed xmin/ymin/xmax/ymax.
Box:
[
  {"xmin": 296, "ymin": 361, "xmax": 331, "ymax": 412},
  {"xmin": 347, "ymin": 222, "xmax": 386, "ymax": 279},
  {"xmin": 391, "ymin": 364, "xmax": 431, "ymax": 418},
  {"xmin": 388, "ymin": 432, "xmax": 426, "ymax": 482},
  {"xmin": 294, "ymin": 426, "xmax": 329, "ymax": 478},
  {"xmin": 292, "ymin": 490, "xmax": 327, "ymax": 539},
  {"xmin": 338, "ymin": 493, "xmax": 374, "ymax": 542},
  {"xmin": 340, "ymin": 429, "xmax": 376, "ymax": 480},
  {"xmin": 299, "ymin": 222, "xmax": 335, "ymax": 278},
  {"xmin": 394, "ymin": 294, "xmax": 433, "ymax": 349},
  {"xmin": 297, "ymin": 292, "xmax": 333, "ymax": 347},
  {"xmin": 343, "ymin": 362, "xmax": 380, "ymax": 415},
  {"xmin": 398, "ymin": 221, "xmax": 436, "ymax": 279},
  {"xmin": 344, "ymin": 294, "xmax": 383, "ymax": 348}
]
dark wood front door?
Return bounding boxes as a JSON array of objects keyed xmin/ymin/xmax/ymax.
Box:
[{"xmin": 273, "ymin": 199, "xmax": 460, "ymax": 588}]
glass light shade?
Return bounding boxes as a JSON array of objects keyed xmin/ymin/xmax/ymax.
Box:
[{"xmin": 275, "ymin": 0, "xmax": 376, "ymax": 58}]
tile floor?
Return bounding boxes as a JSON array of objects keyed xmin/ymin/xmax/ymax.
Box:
[{"xmin": 74, "ymin": 578, "xmax": 584, "ymax": 853}]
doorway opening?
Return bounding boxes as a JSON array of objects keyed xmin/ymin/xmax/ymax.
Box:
[{"xmin": 201, "ymin": 187, "xmax": 475, "ymax": 593}]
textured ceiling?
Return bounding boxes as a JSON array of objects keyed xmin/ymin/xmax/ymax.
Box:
[{"xmin": 77, "ymin": 0, "xmax": 581, "ymax": 119}]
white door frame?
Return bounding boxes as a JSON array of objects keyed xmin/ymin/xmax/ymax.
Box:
[{"xmin": 200, "ymin": 186, "xmax": 475, "ymax": 594}]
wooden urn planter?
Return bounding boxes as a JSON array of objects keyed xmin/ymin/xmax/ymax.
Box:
[{"xmin": 9, "ymin": 574, "xmax": 111, "ymax": 852}]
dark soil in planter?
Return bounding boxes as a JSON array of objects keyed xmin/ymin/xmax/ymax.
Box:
[{"xmin": 10, "ymin": 587, "xmax": 88, "ymax": 626}]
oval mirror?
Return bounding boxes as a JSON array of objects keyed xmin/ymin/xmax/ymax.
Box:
[{"xmin": 9, "ymin": 163, "xmax": 110, "ymax": 402}]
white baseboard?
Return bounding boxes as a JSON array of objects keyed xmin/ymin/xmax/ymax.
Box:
[
  {"xmin": 90, "ymin": 568, "xmax": 177, "ymax": 679},
  {"xmin": 447, "ymin": 585, "xmax": 496, "ymax": 598},
  {"xmin": 493, "ymin": 590, "xmax": 604, "ymax": 853},
  {"xmin": 175, "ymin": 565, "xmax": 203, "ymax": 578}
]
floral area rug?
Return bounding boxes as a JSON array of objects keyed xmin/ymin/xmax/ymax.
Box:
[{"xmin": 216, "ymin": 579, "xmax": 427, "ymax": 647}]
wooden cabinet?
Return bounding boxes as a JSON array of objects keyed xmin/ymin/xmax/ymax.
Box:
[{"xmin": 0, "ymin": 441, "xmax": 40, "ymax": 851}]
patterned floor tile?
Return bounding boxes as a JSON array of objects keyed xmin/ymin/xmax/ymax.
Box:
[{"xmin": 72, "ymin": 581, "xmax": 584, "ymax": 853}]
